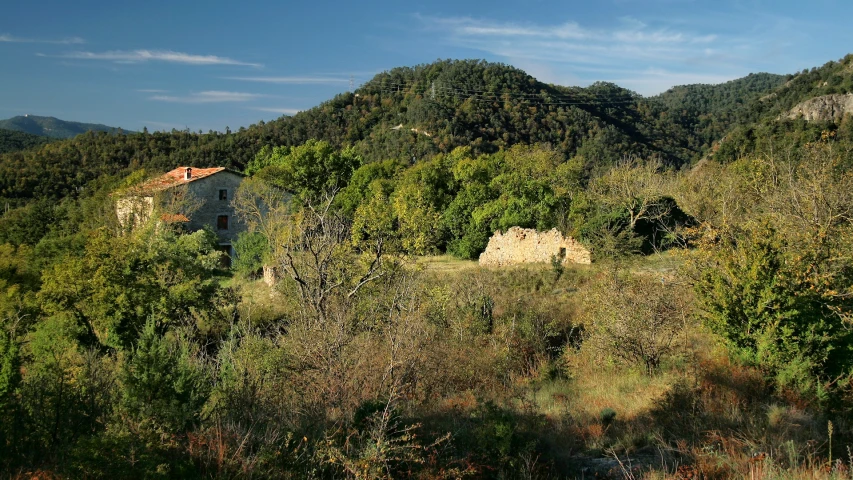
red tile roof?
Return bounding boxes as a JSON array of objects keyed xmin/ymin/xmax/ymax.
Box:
[{"xmin": 131, "ymin": 167, "xmax": 227, "ymax": 194}]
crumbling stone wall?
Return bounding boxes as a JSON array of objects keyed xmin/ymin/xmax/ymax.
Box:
[
  {"xmin": 115, "ymin": 195, "xmax": 154, "ymax": 230},
  {"xmin": 478, "ymin": 227, "xmax": 591, "ymax": 267}
]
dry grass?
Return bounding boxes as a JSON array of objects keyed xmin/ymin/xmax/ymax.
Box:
[
  {"xmin": 416, "ymin": 254, "xmax": 479, "ymax": 273},
  {"xmin": 631, "ymin": 250, "xmax": 686, "ymax": 279},
  {"xmin": 222, "ymin": 254, "xmax": 852, "ymax": 478},
  {"xmin": 230, "ymin": 276, "xmax": 291, "ymax": 328}
]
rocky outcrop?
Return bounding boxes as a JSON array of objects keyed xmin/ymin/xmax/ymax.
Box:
[
  {"xmin": 785, "ymin": 94, "xmax": 853, "ymax": 122},
  {"xmin": 478, "ymin": 227, "xmax": 591, "ymax": 267}
]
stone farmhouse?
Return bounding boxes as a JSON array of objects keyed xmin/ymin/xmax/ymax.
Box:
[{"xmin": 115, "ymin": 166, "xmax": 245, "ymax": 261}]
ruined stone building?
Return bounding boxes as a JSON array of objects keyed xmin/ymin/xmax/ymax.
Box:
[
  {"xmin": 115, "ymin": 166, "xmax": 245, "ymax": 261},
  {"xmin": 478, "ymin": 227, "xmax": 591, "ymax": 267}
]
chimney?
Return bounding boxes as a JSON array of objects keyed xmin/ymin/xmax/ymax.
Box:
[{"xmin": 184, "ymin": 167, "xmax": 192, "ymax": 180}]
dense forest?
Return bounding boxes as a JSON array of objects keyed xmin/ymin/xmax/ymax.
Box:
[
  {"xmin": 651, "ymin": 72, "xmax": 789, "ymax": 152},
  {"xmin": 0, "ymin": 60, "xmax": 783, "ymax": 205},
  {"xmin": 2, "ymin": 55, "xmax": 853, "ymax": 478},
  {"xmin": 0, "ymin": 129, "xmax": 49, "ymax": 155}
]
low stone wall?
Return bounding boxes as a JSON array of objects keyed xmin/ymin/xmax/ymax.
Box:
[{"xmin": 478, "ymin": 227, "xmax": 591, "ymax": 267}]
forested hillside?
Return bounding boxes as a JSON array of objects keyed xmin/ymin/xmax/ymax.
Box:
[
  {"xmin": 6, "ymin": 57, "xmax": 848, "ymax": 209},
  {"xmin": 652, "ymin": 72, "xmax": 788, "ymax": 152},
  {"xmin": 708, "ymin": 54, "xmax": 853, "ymax": 162},
  {"xmin": 0, "ymin": 60, "xmax": 725, "ymax": 204},
  {"xmin": 0, "ymin": 129, "xmax": 49, "ymax": 154}
]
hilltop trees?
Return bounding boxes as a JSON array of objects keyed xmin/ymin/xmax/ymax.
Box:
[{"xmin": 0, "ymin": 128, "xmax": 49, "ymax": 154}]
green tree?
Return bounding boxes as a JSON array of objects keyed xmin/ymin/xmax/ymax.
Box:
[
  {"xmin": 19, "ymin": 313, "xmax": 88, "ymax": 451},
  {"xmin": 694, "ymin": 225, "xmax": 853, "ymax": 398},
  {"xmin": 392, "ymin": 183, "xmax": 444, "ymax": 255},
  {"xmin": 232, "ymin": 231, "xmax": 269, "ymax": 279},
  {"xmin": 120, "ymin": 319, "xmax": 208, "ymax": 434},
  {"xmin": 39, "ymin": 227, "xmax": 225, "ymax": 350},
  {"xmin": 336, "ymin": 159, "xmax": 405, "ymax": 218},
  {"xmin": 352, "ymin": 180, "xmax": 400, "ymax": 253},
  {"xmin": 255, "ymin": 139, "xmax": 361, "ymax": 201}
]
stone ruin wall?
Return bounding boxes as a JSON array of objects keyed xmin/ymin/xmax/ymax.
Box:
[
  {"xmin": 478, "ymin": 227, "xmax": 591, "ymax": 267},
  {"xmin": 263, "ymin": 265, "xmax": 279, "ymax": 288}
]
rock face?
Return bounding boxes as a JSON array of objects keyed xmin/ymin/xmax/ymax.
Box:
[
  {"xmin": 478, "ymin": 227, "xmax": 592, "ymax": 267},
  {"xmin": 785, "ymin": 94, "xmax": 853, "ymax": 122}
]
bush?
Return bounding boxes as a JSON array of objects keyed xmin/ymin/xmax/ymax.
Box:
[
  {"xmin": 232, "ymin": 231, "xmax": 268, "ymax": 278},
  {"xmin": 120, "ymin": 320, "xmax": 209, "ymax": 434},
  {"xmin": 582, "ymin": 272, "xmax": 690, "ymax": 374},
  {"xmin": 694, "ymin": 225, "xmax": 853, "ymax": 401}
]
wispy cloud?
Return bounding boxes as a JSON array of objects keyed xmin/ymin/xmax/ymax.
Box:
[
  {"xmin": 421, "ymin": 15, "xmax": 722, "ymax": 63},
  {"xmin": 150, "ymin": 91, "xmax": 264, "ymax": 103},
  {"xmin": 426, "ymin": 17, "xmax": 589, "ymax": 40},
  {"xmin": 251, "ymin": 106, "xmax": 302, "ymax": 115},
  {"xmin": 137, "ymin": 88, "xmax": 168, "ymax": 93},
  {"xmin": 55, "ymin": 49, "xmax": 261, "ymax": 67},
  {"xmin": 417, "ymin": 14, "xmax": 748, "ymax": 94},
  {"xmin": 226, "ymin": 76, "xmax": 349, "ymax": 84},
  {"xmin": 0, "ymin": 33, "xmax": 85, "ymax": 44}
]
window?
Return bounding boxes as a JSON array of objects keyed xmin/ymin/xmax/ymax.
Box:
[
  {"xmin": 217, "ymin": 215, "xmax": 229, "ymax": 230},
  {"xmin": 219, "ymin": 189, "xmax": 227, "ymax": 201}
]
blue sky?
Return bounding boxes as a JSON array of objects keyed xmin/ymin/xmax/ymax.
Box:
[{"xmin": 1, "ymin": 0, "xmax": 850, "ymax": 132}]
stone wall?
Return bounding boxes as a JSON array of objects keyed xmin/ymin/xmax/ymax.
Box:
[
  {"xmin": 185, "ymin": 171, "xmax": 246, "ymax": 246},
  {"xmin": 115, "ymin": 195, "xmax": 154, "ymax": 230},
  {"xmin": 478, "ymin": 227, "xmax": 591, "ymax": 267}
]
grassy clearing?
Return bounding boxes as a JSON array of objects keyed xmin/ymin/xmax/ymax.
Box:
[
  {"xmin": 415, "ymin": 251, "xmax": 853, "ymax": 478},
  {"xmin": 416, "ymin": 254, "xmax": 479, "ymax": 273},
  {"xmin": 230, "ymin": 275, "xmax": 291, "ymax": 328},
  {"xmin": 222, "ymin": 253, "xmax": 848, "ymax": 478}
]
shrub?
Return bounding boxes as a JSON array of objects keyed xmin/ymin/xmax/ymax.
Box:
[
  {"xmin": 120, "ymin": 320, "xmax": 209, "ymax": 434},
  {"xmin": 232, "ymin": 231, "xmax": 268, "ymax": 278},
  {"xmin": 694, "ymin": 225, "xmax": 853, "ymax": 400},
  {"xmin": 582, "ymin": 272, "xmax": 690, "ymax": 374}
]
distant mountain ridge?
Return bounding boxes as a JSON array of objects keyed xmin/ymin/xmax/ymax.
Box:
[{"xmin": 0, "ymin": 115, "xmax": 133, "ymax": 139}]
